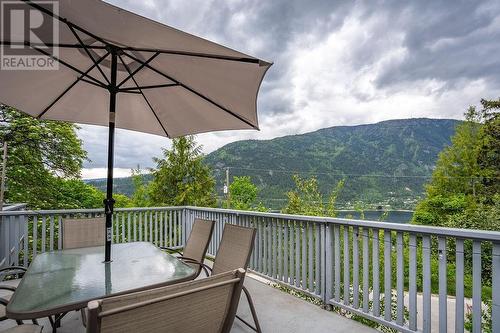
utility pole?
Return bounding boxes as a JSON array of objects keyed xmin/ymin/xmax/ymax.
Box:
[{"xmin": 0, "ymin": 142, "xmax": 7, "ymax": 211}]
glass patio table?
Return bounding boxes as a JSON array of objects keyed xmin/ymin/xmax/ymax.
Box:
[{"xmin": 6, "ymin": 242, "xmax": 196, "ymax": 328}]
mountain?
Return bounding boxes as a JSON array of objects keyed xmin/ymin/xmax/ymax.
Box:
[
  {"xmin": 204, "ymin": 118, "xmax": 460, "ymax": 209},
  {"xmin": 86, "ymin": 118, "xmax": 460, "ymax": 209}
]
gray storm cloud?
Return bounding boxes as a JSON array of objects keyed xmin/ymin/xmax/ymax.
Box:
[{"xmin": 82, "ymin": 0, "xmax": 500, "ymax": 175}]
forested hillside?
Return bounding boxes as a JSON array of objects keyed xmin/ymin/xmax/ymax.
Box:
[{"xmin": 87, "ymin": 118, "xmax": 459, "ymax": 209}]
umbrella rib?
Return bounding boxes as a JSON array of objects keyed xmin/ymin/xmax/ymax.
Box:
[
  {"xmin": 67, "ymin": 24, "xmax": 111, "ymax": 85},
  {"xmin": 122, "ymin": 51, "xmax": 258, "ymax": 130},
  {"xmin": 118, "ymin": 54, "xmax": 170, "ymax": 138},
  {"xmin": 119, "ymin": 83, "xmax": 179, "ymax": 92},
  {"xmin": 37, "ymin": 51, "xmax": 111, "ymax": 119},
  {"xmin": 116, "ymin": 52, "xmax": 160, "ymax": 89},
  {"xmin": 0, "ymin": 41, "xmax": 106, "ymax": 50},
  {"xmin": 30, "ymin": 45, "xmax": 107, "ymax": 88},
  {"xmin": 120, "ymin": 47, "xmax": 262, "ymax": 65}
]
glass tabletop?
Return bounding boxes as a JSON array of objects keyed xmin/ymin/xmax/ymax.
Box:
[{"xmin": 7, "ymin": 242, "xmax": 196, "ymax": 319}]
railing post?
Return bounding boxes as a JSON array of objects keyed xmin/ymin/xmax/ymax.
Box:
[{"xmin": 324, "ymin": 223, "xmax": 333, "ymax": 304}]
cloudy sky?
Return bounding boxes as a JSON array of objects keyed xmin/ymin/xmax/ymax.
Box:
[{"xmin": 81, "ymin": 0, "xmax": 500, "ymax": 179}]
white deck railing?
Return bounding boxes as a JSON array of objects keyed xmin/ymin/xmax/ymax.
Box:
[{"xmin": 1, "ymin": 205, "xmax": 499, "ymax": 333}]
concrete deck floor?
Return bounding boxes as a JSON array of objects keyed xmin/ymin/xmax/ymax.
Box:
[{"xmin": 1, "ymin": 274, "xmax": 376, "ymax": 333}]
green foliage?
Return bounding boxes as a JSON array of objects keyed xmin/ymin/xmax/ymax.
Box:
[
  {"xmin": 149, "ymin": 136, "xmax": 216, "ymax": 207},
  {"xmin": 0, "ymin": 106, "xmax": 94, "ymax": 209},
  {"xmin": 130, "ymin": 167, "xmax": 151, "ymax": 207},
  {"xmin": 414, "ymin": 102, "xmax": 499, "ymax": 227},
  {"xmin": 228, "ymin": 176, "xmax": 264, "ymax": 211},
  {"xmin": 282, "ymin": 175, "xmax": 344, "ymax": 217},
  {"xmin": 465, "ymin": 299, "xmax": 492, "ymax": 333}
]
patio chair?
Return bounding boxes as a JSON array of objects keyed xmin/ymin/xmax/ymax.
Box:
[
  {"xmin": 184, "ymin": 224, "xmax": 261, "ymax": 333},
  {"xmin": 62, "ymin": 217, "xmax": 105, "ymax": 249},
  {"xmin": 1, "ymin": 266, "xmax": 38, "ymax": 326},
  {"xmin": 86, "ymin": 268, "xmax": 246, "ymax": 333},
  {"xmin": 160, "ymin": 218, "xmax": 215, "ymax": 277}
]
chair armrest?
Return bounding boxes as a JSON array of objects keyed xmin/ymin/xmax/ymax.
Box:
[
  {"xmin": 0, "ymin": 266, "xmax": 26, "ymax": 281},
  {"xmin": 0, "ymin": 285, "xmax": 17, "ymax": 292},
  {"xmin": 0, "ymin": 266, "xmax": 27, "ymax": 274},
  {"xmin": 0, "ymin": 297, "xmax": 10, "ymax": 306},
  {"xmin": 179, "ymin": 258, "xmax": 213, "ymax": 277},
  {"xmin": 159, "ymin": 246, "xmax": 183, "ymax": 255}
]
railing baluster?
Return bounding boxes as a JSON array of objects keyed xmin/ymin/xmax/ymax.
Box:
[
  {"xmin": 159, "ymin": 212, "xmax": 163, "ymax": 247},
  {"xmin": 278, "ymin": 219, "xmax": 283, "ymax": 281},
  {"xmin": 295, "ymin": 221, "xmax": 300, "ymax": 288},
  {"xmin": 272, "ymin": 219, "xmax": 277, "ymax": 279},
  {"xmin": 127, "ymin": 213, "xmax": 131, "ymax": 243},
  {"xmin": 455, "ymin": 239, "xmax": 464, "ymax": 333},
  {"xmin": 41, "ymin": 215, "xmax": 46, "ymax": 253},
  {"xmin": 284, "ymin": 220, "xmax": 289, "ymax": 283},
  {"xmin": 33, "ymin": 216, "xmax": 38, "ymax": 257},
  {"xmin": 258, "ymin": 218, "xmax": 263, "ymax": 272},
  {"xmin": 315, "ymin": 223, "xmax": 321, "ymax": 295},
  {"xmin": 438, "ymin": 237, "xmax": 447, "ymax": 332},
  {"xmin": 362, "ymin": 227, "xmax": 369, "ymax": 313},
  {"xmin": 396, "ymin": 232, "xmax": 404, "ymax": 326},
  {"xmin": 372, "ymin": 228, "xmax": 380, "ymax": 317},
  {"xmin": 49, "ymin": 215, "xmax": 54, "ymax": 251},
  {"xmin": 384, "ymin": 230, "xmax": 392, "ymax": 322},
  {"xmin": 57, "ymin": 216, "xmax": 62, "ymax": 249},
  {"xmin": 23, "ymin": 215, "xmax": 28, "ymax": 267},
  {"xmin": 139, "ymin": 212, "xmax": 143, "ymax": 241},
  {"xmin": 121, "ymin": 213, "xmax": 125, "ymax": 243},
  {"xmin": 149, "ymin": 211, "xmax": 153, "ymax": 243},
  {"xmin": 325, "ymin": 224, "xmax": 333, "ymax": 303},
  {"xmin": 409, "ymin": 233, "xmax": 417, "ymax": 331},
  {"xmin": 168, "ymin": 211, "xmax": 172, "ymax": 247},
  {"xmin": 353, "ymin": 226, "xmax": 359, "ymax": 308},
  {"xmin": 133, "ymin": 212, "xmax": 137, "ymax": 242},
  {"xmin": 302, "ymin": 222, "xmax": 307, "ymax": 290},
  {"xmin": 334, "ymin": 224, "xmax": 341, "ymax": 302},
  {"xmin": 289, "ymin": 220, "xmax": 295, "ymax": 285},
  {"xmin": 343, "ymin": 226, "xmax": 350, "ymax": 306},
  {"xmin": 422, "ymin": 235, "xmax": 431, "ymax": 333},
  {"xmin": 154, "ymin": 211, "xmax": 158, "ymax": 245},
  {"xmin": 269, "ymin": 218, "xmax": 273, "ymax": 278},
  {"xmin": 308, "ymin": 222, "xmax": 314, "ymax": 291},
  {"xmin": 492, "ymin": 242, "xmax": 500, "ymax": 332},
  {"xmin": 472, "ymin": 241, "xmax": 481, "ymax": 333}
]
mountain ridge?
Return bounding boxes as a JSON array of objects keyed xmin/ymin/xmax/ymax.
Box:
[{"xmin": 87, "ymin": 118, "xmax": 460, "ymax": 209}]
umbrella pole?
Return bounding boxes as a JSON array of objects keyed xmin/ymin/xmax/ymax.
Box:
[{"xmin": 104, "ymin": 48, "xmax": 118, "ymax": 262}]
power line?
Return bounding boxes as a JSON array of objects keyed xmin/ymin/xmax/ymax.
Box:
[{"xmin": 213, "ymin": 166, "xmax": 500, "ymax": 179}]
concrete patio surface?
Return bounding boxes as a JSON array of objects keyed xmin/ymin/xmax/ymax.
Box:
[{"xmin": 1, "ymin": 274, "xmax": 376, "ymax": 333}]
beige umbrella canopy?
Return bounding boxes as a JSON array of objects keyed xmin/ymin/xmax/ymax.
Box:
[{"xmin": 0, "ymin": 0, "xmax": 272, "ymax": 261}]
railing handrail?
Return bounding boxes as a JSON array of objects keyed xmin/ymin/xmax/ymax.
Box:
[
  {"xmin": 1, "ymin": 204, "xmax": 499, "ymax": 242},
  {"xmin": 184, "ymin": 206, "xmax": 500, "ymax": 242},
  {"xmin": 0, "ymin": 206, "xmax": 184, "ymax": 216}
]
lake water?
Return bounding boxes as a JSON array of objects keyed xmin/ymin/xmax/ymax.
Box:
[{"xmin": 336, "ymin": 210, "xmax": 414, "ymax": 224}]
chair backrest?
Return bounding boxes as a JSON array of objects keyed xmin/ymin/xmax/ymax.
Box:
[
  {"xmin": 182, "ymin": 218, "xmax": 215, "ymax": 269},
  {"xmin": 212, "ymin": 224, "xmax": 256, "ymax": 276},
  {"xmin": 86, "ymin": 269, "xmax": 246, "ymax": 333},
  {"xmin": 62, "ymin": 217, "xmax": 105, "ymax": 249}
]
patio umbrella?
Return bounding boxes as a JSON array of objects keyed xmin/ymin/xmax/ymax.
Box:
[{"xmin": 0, "ymin": 0, "xmax": 271, "ymax": 262}]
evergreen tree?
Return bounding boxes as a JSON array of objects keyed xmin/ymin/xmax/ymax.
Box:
[{"xmin": 149, "ymin": 136, "xmax": 216, "ymax": 207}]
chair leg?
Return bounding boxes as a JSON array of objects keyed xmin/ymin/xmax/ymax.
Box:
[{"xmin": 236, "ymin": 285, "xmax": 262, "ymax": 333}]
